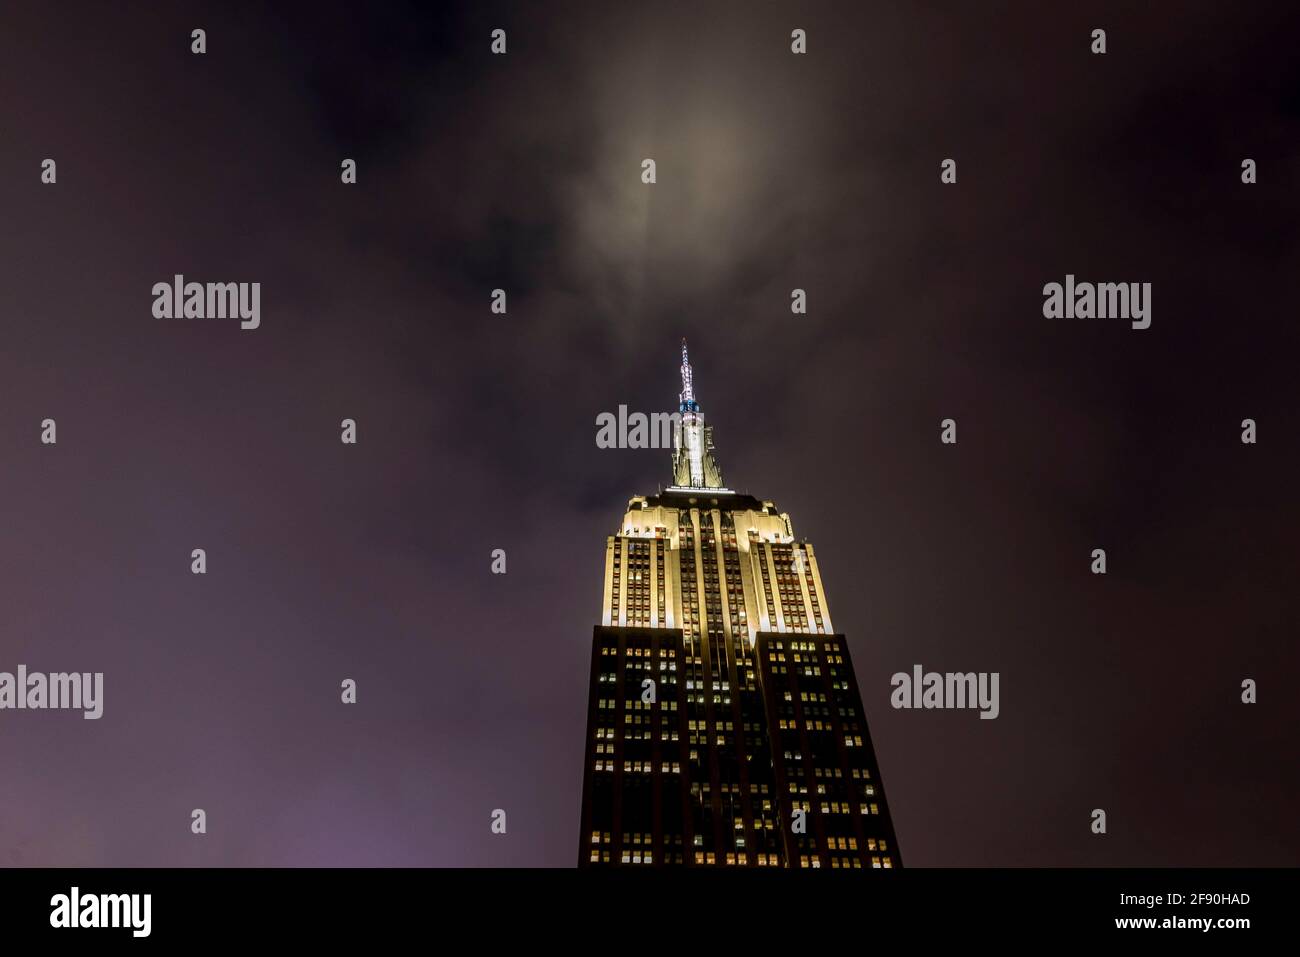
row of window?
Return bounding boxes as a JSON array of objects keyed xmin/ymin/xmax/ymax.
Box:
[
  {"xmin": 591, "ymin": 830, "xmax": 887, "ymax": 854},
  {"xmin": 778, "ymin": 779, "xmax": 877, "ymax": 798},
  {"xmin": 594, "ymin": 731, "xmax": 681, "ymax": 753},
  {"xmin": 777, "ymin": 718, "xmax": 838, "ymax": 731},
  {"xmin": 697, "ymin": 781, "xmax": 771, "ymax": 795},
  {"xmin": 593, "ymin": 698, "xmax": 680, "ymax": 711},
  {"xmin": 593, "ymin": 761, "xmax": 683, "ymax": 774},
  {"xmin": 589, "ymin": 850, "xmax": 892, "ymax": 868},
  {"xmin": 800, "ymin": 856, "xmax": 893, "ymax": 869},
  {"xmin": 695, "ymin": 852, "xmax": 780, "ymax": 866},
  {"xmin": 778, "ymin": 763, "xmax": 873, "ymax": 782},
  {"xmin": 597, "ymin": 645, "xmax": 677, "ymax": 658}
]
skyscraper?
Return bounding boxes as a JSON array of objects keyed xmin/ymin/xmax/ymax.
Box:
[{"xmin": 578, "ymin": 341, "xmax": 902, "ymax": 868}]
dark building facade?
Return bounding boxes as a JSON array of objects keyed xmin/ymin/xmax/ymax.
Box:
[{"xmin": 578, "ymin": 342, "xmax": 901, "ymax": 868}]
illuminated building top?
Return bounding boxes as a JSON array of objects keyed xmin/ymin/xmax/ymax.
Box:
[{"xmin": 580, "ymin": 339, "xmax": 901, "ymax": 869}]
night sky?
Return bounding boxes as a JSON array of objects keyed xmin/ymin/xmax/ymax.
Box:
[{"xmin": 1, "ymin": 1, "xmax": 1297, "ymax": 867}]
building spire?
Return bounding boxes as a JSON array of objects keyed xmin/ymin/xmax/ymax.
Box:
[
  {"xmin": 678, "ymin": 338, "xmax": 698, "ymax": 412},
  {"xmin": 671, "ymin": 338, "xmax": 725, "ymax": 489}
]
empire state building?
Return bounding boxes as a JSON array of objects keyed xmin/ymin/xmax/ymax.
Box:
[{"xmin": 578, "ymin": 341, "xmax": 902, "ymax": 868}]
